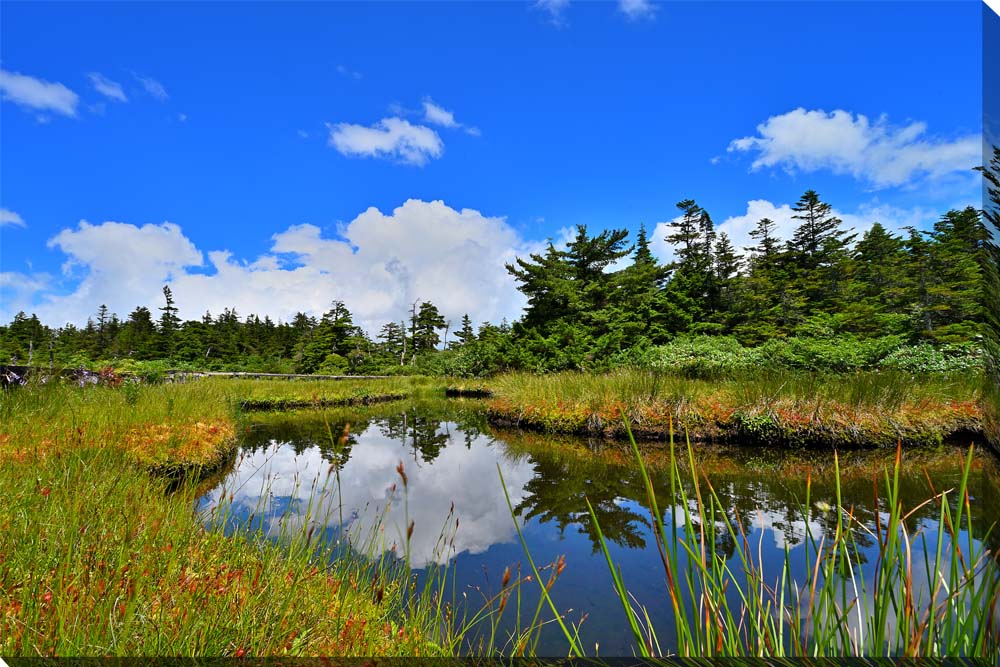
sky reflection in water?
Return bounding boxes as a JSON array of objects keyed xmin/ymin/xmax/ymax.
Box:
[{"xmin": 198, "ymin": 402, "xmax": 999, "ymax": 655}]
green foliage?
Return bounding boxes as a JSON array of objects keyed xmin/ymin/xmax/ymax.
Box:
[
  {"xmin": 638, "ymin": 335, "xmax": 763, "ymax": 378},
  {"xmin": 878, "ymin": 342, "xmax": 985, "ymax": 374},
  {"xmin": 1, "ymin": 190, "xmax": 989, "ymax": 380},
  {"xmin": 545, "ymin": 425, "xmax": 1000, "ymax": 657},
  {"xmin": 121, "ymin": 379, "xmax": 141, "ymax": 405},
  {"xmin": 758, "ymin": 335, "xmax": 906, "ymax": 373},
  {"xmin": 611, "ymin": 335, "xmax": 982, "ymax": 378},
  {"xmin": 980, "ymin": 144, "xmax": 1000, "ymax": 448}
]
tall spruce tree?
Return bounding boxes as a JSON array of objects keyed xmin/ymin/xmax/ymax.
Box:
[
  {"xmin": 663, "ymin": 199, "xmax": 718, "ymax": 326},
  {"xmin": 454, "ymin": 314, "xmax": 476, "ymax": 347},
  {"xmin": 923, "ymin": 208, "xmax": 987, "ymax": 342},
  {"xmin": 788, "ymin": 190, "xmax": 855, "ymax": 312},
  {"xmin": 614, "ymin": 224, "xmax": 687, "ymax": 345},
  {"xmin": 158, "ymin": 286, "xmax": 181, "ymax": 358},
  {"xmin": 841, "ymin": 222, "xmax": 910, "ymax": 336}
]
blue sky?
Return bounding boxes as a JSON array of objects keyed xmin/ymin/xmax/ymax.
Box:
[{"xmin": 0, "ymin": 1, "xmax": 986, "ymax": 331}]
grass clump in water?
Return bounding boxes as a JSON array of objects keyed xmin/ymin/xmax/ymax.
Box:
[{"xmin": 484, "ymin": 369, "xmax": 983, "ymax": 447}]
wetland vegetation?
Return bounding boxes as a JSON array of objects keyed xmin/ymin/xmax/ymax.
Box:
[
  {"xmin": 2, "ymin": 379, "xmax": 999, "ymax": 657},
  {"xmin": 1, "ymin": 149, "xmax": 998, "ymax": 658}
]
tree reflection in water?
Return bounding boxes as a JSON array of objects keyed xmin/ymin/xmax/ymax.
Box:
[
  {"xmin": 234, "ymin": 400, "xmax": 998, "ymax": 566},
  {"xmin": 500, "ymin": 430, "xmax": 998, "ymax": 564},
  {"xmin": 202, "ymin": 400, "xmax": 998, "ymax": 654}
]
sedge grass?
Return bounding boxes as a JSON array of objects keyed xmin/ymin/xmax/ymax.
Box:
[
  {"xmin": 4, "ymin": 376, "xmax": 996, "ymax": 657},
  {"xmin": 0, "ymin": 377, "xmax": 453, "ymax": 657},
  {"xmin": 0, "ymin": 443, "xmax": 457, "ymax": 656},
  {"xmin": 505, "ymin": 417, "xmax": 1000, "ymax": 657},
  {"xmin": 485, "ymin": 369, "xmax": 983, "ymax": 447}
]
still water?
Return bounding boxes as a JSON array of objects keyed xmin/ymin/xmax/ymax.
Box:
[{"xmin": 197, "ymin": 399, "xmax": 1000, "ymax": 655}]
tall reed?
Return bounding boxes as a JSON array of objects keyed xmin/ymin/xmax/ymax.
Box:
[{"xmin": 507, "ymin": 417, "xmax": 1000, "ymax": 657}]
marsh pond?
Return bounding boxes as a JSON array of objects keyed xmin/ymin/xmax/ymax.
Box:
[{"xmin": 198, "ymin": 398, "xmax": 1000, "ymax": 655}]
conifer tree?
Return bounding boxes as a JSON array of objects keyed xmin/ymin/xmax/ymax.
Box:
[
  {"xmin": 413, "ymin": 301, "xmax": 446, "ymax": 352},
  {"xmin": 713, "ymin": 231, "xmax": 741, "ymax": 317},
  {"xmin": 377, "ymin": 322, "xmax": 406, "ymax": 361},
  {"xmin": 746, "ymin": 218, "xmax": 780, "ymax": 260},
  {"xmin": 120, "ymin": 307, "xmax": 157, "ymax": 359},
  {"xmin": 790, "ymin": 190, "xmax": 844, "ymax": 268},
  {"xmin": 788, "ymin": 190, "xmax": 855, "ymax": 311},
  {"xmin": 158, "ymin": 286, "xmax": 181, "ymax": 358},
  {"xmin": 924, "ymin": 207, "xmax": 987, "ymax": 342},
  {"xmin": 614, "ymin": 224, "xmax": 687, "ymax": 345},
  {"xmin": 455, "ymin": 314, "xmax": 476, "ymax": 347},
  {"xmin": 667, "ymin": 200, "xmax": 704, "ymax": 267}
]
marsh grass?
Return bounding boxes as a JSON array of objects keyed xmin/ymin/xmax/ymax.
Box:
[
  {"xmin": 500, "ymin": 419, "xmax": 1000, "ymax": 657},
  {"xmin": 0, "ymin": 376, "xmax": 442, "ymax": 465},
  {"xmin": 485, "ymin": 369, "xmax": 983, "ymax": 447},
  {"xmin": 0, "ymin": 377, "xmax": 456, "ymax": 657},
  {"xmin": 3, "ymin": 376, "xmax": 996, "ymax": 657},
  {"xmin": 0, "ymin": 443, "xmax": 462, "ymax": 656}
]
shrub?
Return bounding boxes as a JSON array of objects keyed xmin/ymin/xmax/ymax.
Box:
[
  {"xmin": 878, "ymin": 342, "xmax": 984, "ymax": 374},
  {"xmin": 610, "ymin": 335, "xmax": 983, "ymax": 377}
]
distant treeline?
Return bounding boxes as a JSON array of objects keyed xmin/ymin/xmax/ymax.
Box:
[{"xmin": 2, "ymin": 184, "xmax": 996, "ymax": 378}]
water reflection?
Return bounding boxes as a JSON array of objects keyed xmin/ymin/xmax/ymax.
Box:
[
  {"xmin": 198, "ymin": 401, "xmax": 1000, "ymax": 655},
  {"xmin": 201, "ymin": 404, "xmax": 535, "ymax": 567},
  {"xmin": 500, "ymin": 431, "xmax": 998, "ymax": 561}
]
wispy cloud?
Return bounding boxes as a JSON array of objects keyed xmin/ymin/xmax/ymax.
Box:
[
  {"xmin": 619, "ymin": 0, "xmax": 657, "ymax": 21},
  {"xmin": 336, "ymin": 64, "xmax": 363, "ymax": 80},
  {"xmin": 728, "ymin": 108, "xmax": 980, "ymax": 189},
  {"xmin": 422, "ymin": 97, "xmax": 480, "ymax": 136},
  {"xmin": 423, "ymin": 99, "xmax": 458, "ymax": 128},
  {"xmin": 534, "ymin": 0, "xmax": 570, "ymax": 26},
  {"xmin": 327, "ymin": 117, "xmax": 444, "ymax": 166},
  {"xmin": 0, "ymin": 209, "xmax": 26, "ymax": 228},
  {"xmin": 0, "ymin": 67, "xmax": 79, "ymax": 117},
  {"xmin": 133, "ymin": 73, "xmax": 168, "ymax": 100},
  {"xmin": 87, "ymin": 72, "xmax": 127, "ymax": 102}
]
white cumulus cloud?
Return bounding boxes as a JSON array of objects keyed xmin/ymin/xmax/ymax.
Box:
[
  {"xmin": 0, "ymin": 209, "xmax": 26, "ymax": 228},
  {"xmin": 0, "ymin": 67, "xmax": 79, "ymax": 117},
  {"xmin": 728, "ymin": 108, "xmax": 981, "ymax": 189},
  {"xmin": 87, "ymin": 72, "xmax": 127, "ymax": 102},
  {"xmin": 36, "ymin": 221, "xmax": 203, "ymax": 323},
  {"xmin": 328, "ymin": 117, "xmax": 444, "ymax": 166},
  {"xmin": 423, "ymin": 98, "xmax": 458, "ymax": 128},
  {"xmin": 5, "ymin": 200, "xmax": 538, "ymax": 332},
  {"xmin": 0, "ymin": 272, "xmax": 55, "ymax": 323},
  {"xmin": 651, "ymin": 198, "xmax": 941, "ymax": 266}
]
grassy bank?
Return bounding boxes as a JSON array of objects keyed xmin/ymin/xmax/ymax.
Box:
[
  {"xmin": 3, "ymin": 375, "xmax": 996, "ymax": 656},
  {"xmin": 484, "ymin": 369, "xmax": 984, "ymax": 447},
  {"xmin": 0, "ymin": 377, "xmax": 453, "ymax": 656}
]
